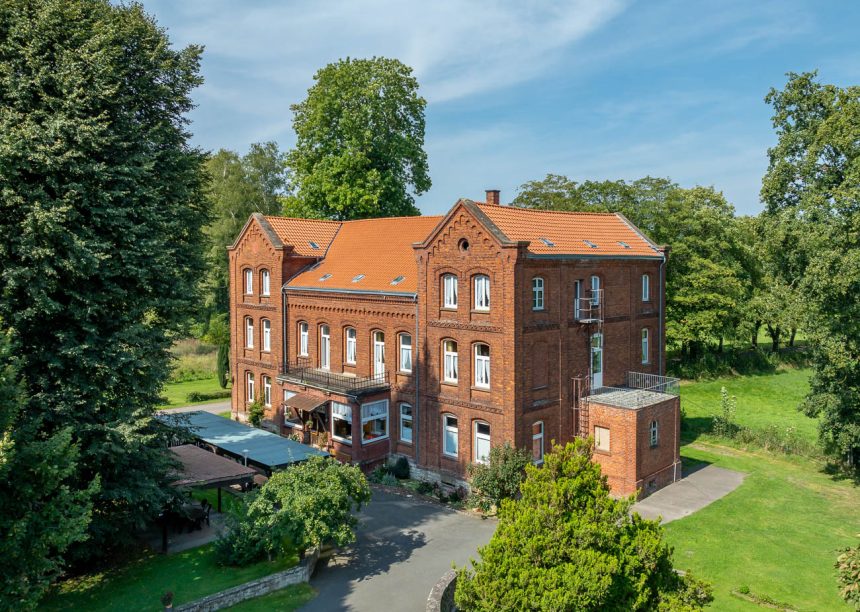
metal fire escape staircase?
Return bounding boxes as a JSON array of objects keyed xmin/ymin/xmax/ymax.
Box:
[{"xmin": 572, "ymin": 288, "xmax": 603, "ymax": 438}]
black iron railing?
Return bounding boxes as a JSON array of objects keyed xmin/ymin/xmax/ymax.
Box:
[{"xmin": 278, "ymin": 357, "xmax": 390, "ymax": 396}]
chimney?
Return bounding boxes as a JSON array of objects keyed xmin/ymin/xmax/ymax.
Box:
[{"xmin": 485, "ymin": 189, "xmax": 501, "ymax": 206}]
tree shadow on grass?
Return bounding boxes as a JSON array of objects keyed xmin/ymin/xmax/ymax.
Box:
[{"xmin": 681, "ymin": 416, "xmax": 715, "ymax": 445}]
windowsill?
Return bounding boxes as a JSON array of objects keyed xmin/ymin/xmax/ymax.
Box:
[
  {"xmin": 594, "ymin": 448, "xmax": 610, "ymax": 456},
  {"xmin": 398, "ymin": 439, "xmax": 413, "ymax": 446},
  {"xmin": 361, "ymin": 435, "xmax": 389, "ymax": 446},
  {"xmin": 531, "ymin": 385, "xmax": 548, "ymax": 391},
  {"xmin": 442, "ymin": 452, "xmax": 458, "ymax": 460},
  {"xmin": 471, "ymin": 386, "xmax": 491, "ymax": 393},
  {"xmin": 331, "ymin": 436, "xmax": 352, "ymax": 446},
  {"xmin": 262, "ymin": 349, "xmax": 271, "ymax": 354},
  {"xmin": 441, "ymin": 380, "xmax": 458, "ymax": 388},
  {"xmin": 532, "ymin": 459, "xmax": 544, "ymax": 466},
  {"xmin": 532, "ymin": 308, "xmax": 545, "ymax": 312},
  {"xmin": 345, "ymin": 362, "xmax": 357, "ymax": 367},
  {"xmin": 441, "ymin": 306, "xmax": 458, "ymax": 312},
  {"xmin": 398, "ymin": 370, "xmax": 413, "ymax": 376},
  {"xmin": 471, "ymin": 309, "xmax": 490, "ymax": 314}
]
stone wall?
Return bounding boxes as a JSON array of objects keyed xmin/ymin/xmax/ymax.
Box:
[
  {"xmin": 175, "ymin": 547, "xmax": 319, "ymax": 612},
  {"xmin": 427, "ymin": 569, "xmax": 458, "ymax": 612}
]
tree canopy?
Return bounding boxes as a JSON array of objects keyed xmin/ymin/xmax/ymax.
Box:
[
  {"xmin": 0, "ymin": 0, "xmax": 207, "ymax": 563},
  {"xmin": 286, "ymin": 57, "xmax": 430, "ymax": 220}
]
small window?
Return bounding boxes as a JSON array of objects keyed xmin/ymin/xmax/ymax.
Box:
[
  {"xmin": 309, "ymin": 241, "xmax": 320, "ymax": 250},
  {"xmin": 345, "ymin": 328, "xmax": 357, "ymax": 364},
  {"xmin": 474, "ymin": 421, "xmax": 491, "ymax": 464},
  {"xmin": 319, "ymin": 273, "xmax": 332, "ymax": 281},
  {"xmin": 532, "ymin": 277, "xmax": 544, "ymax": 310},
  {"xmin": 262, "ymin": 319, "xmax": 271, "ymax": 352},
  {"xmin": 532, "ymin": 421, "xmax": 544, "ymax": 464},
  {"xmin": 319, "ymin": 325, "xmax": 330, "ymax": 370},
  {"xmin": 590, "ymin": 275, "xmax": 601, "ymax": 306},
  {"xmin": 299, "ymin": 322, "xmax": 309, "ymax": 356},
  {"xmin": 583, "ymin": 240, "xmax": 598, "ymax": 249},
  {"xmin": 573, "ymin": 280, "xmax": 581, "ymax": 319},
  {"xmin": 243, "ymin": 268, "xmax": 253, "ymax": 295},
  {"xmin": 595, "ymin": 426, "xmax": 610, "ymax": 452},
  {"xmin": 331, "ymin": 401, "xmax": 352, "ymax": 443},
  {"xmin": 443, "ymin": 274, "xmax": 458, "ymax": 308},
  {"xmin": 245, "ymin": 317, "xmax": 254, "ymax": 349},
  {"xmin": 474, "ymin": 343, "xmax": 490, "ymax": 389},
  {"xmin": 399, "ymin": 333, "xmax": 412, "ymax": 373},
  {"xmin": 539, "ymin": 237, "xmax": 555, "ymax": 247},
  {"xmin": 618, "ymin": 241, "xmax": 631, "ymax": 249},
  {"xmin": 263, "ymin": 376, "xmax": 271, "ymax": 407},
  {"xmin": 261, "ymin": 269, "xmax": 270, "ymax": 296},
  {"xmin": 361, "ymin": 400, "xmax": 389, "ymax": 443},
  {"xmin": 391, "ymin": 275, "xmax": 405, "ymax": 286},
  {"xmin": 641, "ymin": 328, "xmax": 650, "ymax": 364},
  {"xmin": 474, "ymin": 275, "xmax": 490, "ymax": 311},
  {"xmin": 650, "ymin": 419, "xmax": 659, "ymax": 447},
  {"xmin": 246, "ymin": 372, "xmax": 255, "ymax": 402},
  {"xmin": 352, "ymin": 274, "xmax": 365, "ymax": 283},
  {"xmin": 400, "ymin": 403, "xmax": 413, "ymax": 443},
  {"xmin": 443, "ymin": 340, "xmax": 458, "ymax": 383},
  {"xmin": 443, "ymin": 414, "xmax": 458, "ymax": 457},
  {"xmin": 642, "ymin": 274, "xmax": 650, "ymax": 302}
]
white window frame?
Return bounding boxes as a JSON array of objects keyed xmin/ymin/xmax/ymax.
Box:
[
  {"xmin": 474, "ymin": 421, "xmax": 491, "ymax": 464},
  {"xmin": 532, "ymin": 421, "xmax": 544, "ymax": 464},
  {"xmin": 246, "ymin": 372, "xmax": 254, "ymax": 402},
  {"xmin": 299, "ymin": 322, "xmax": 309, "ymax": 356},
  {"xmin": 331, "ymin": 401, "xmax": 352, "ymax": 444},
  {"xmin": 261, "ymin": 269, "xmax": 270, "ymax": 296},
  {"xmin": 244, "ymin": 268, "xmax": 253, "ymax": 295},
  {"xmin": 400, "ymin": 403, "xmax": 413, "ymax": 443},
  {"xmin": 641, "ymin": 328, "xmax": 650, "ymax": 364},
  {"xmin": 443, "ymin": 340, "xmax": 458, "ymax": 383},
  {"xmin": 474, "ymin": 274, "xmax": 490, "ymax": 311},
  {"xmin": 474, "ymin": 343, "xmax": 490, "ymax": 389},
  {"xmin": 591, "ymin": 275, "xmax": 601, "ymax": 306},
  {"xmin": 263, "ymin": 375, "xmax": 271, "ymax": 407},
  {"xmin": 443, "ymin": 274, "xmax": 458, "ymax": 309},
  {"xmin": 595, "ymin": 425, "xmax": 610, "ymax": 452},
  {"xmin": 442, "ymin": 414, "xmax": 458, "ymax": 457},
  {"xmin": 320, "ymin": 325, "xmax": 330, "ymax": 370},
  {"xmin": 532, "ymin": 277, "xmax": 544, "ymax": 310},
  {"xmin": 345, "ymin": 327, "xmax": 357, "ymax": 364},
  {"xmin": 360, "ymin": 400, "xmax": 389, "ymax": 444},
  {"xmin": 642, "ymin": 273, "xmax": 650, "ymax": 302},
  {"xmin": 245, "ymin": 317, "xmax": 254, "ymax": 349},
  {"xmin": 399, "ymin": 333, "xmax": 412, "ymax": 373},
  {"xmin": 573, "ymin": 279, "xmax": 581, "ymax": 319},
  {"xmin": 262, "ymin": 319, "xmax": 271, "ymax": 352},
  {"xmin": 650, "ymin": 419, "xmax": 659, "ymax": 447},
  {"xmin": 373, "ymin": 331, "xmax": 385, "ymax": 378}
]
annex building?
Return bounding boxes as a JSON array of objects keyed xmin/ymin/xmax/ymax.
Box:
[{"xmin": 229, "ymin": 190, "xmax": 681, "ymax": 498}]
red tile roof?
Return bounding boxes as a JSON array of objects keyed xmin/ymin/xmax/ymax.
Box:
[
  {"xmin": 286, "ymin": 216, "xmax": 443, "ymax": 294},
  {"xmin": 475, "ymin": 202, "xmax": 660, "ymax": 257},
  {"xmin": 264, "ymin": 216, "xmax": 341, "ymax": 256}
]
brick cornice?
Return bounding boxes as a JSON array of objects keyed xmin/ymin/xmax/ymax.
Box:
[
  {"xmin": 424, "ymin": 394, "xmax": 503, "ymax": 415},
  {"xmin": 428, "ymin": 320, "xmax": 503, "ymax": 333},
  {"xmin": 237, "ymin": 303, "xmax": 278, "ymax": 312},
  {"xmin": 237, "ymin": 357, "xmax": 277, "ymax": 369}
]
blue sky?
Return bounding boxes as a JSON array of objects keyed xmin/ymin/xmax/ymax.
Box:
[{"xmin": 141, "ymin": 0, "xmax": 860, "ymax": 216}]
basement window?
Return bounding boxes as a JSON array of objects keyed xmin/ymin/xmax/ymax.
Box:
[
  {"xmin": 583, "ymin": 240, "xmax": 598, "ymax": 249},
  {"xmin": 352, "ymin": 274, "xmax": 365, "ymax": 283}
]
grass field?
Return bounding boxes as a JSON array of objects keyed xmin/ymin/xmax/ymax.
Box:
[
  {"xmin": 42, "ymin": 544, "xmax": 297, "ymax": 611},
  {"xmin": 225, "ymin": 583, "xmax": 317, "ymax": 611},
  {"xmin": 680, "ymin": 367, "xmax": 816, "ymax": 443},
  {"xmin": 158, "ymin": 376, "xmax": 230, "ymax": 409}
]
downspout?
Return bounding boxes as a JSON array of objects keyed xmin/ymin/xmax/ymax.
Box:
[
  {"xmin": 658, "ymin": 250, "xmax": 667, "ymax": 375},
  {"xmin": 558, "ymin": 266, "xmax": 564, "ymax": 444},
  {"xmin": 282, "ymin": 288, "xmax": 288, "ymax": 374},
  {"xmin": 414, "ymin": 294, "xmax": 420, "ymax": 466}
]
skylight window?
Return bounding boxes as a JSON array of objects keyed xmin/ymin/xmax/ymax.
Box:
[
  {"xmin": 309, "ymin": 241, "xmax": 320, "ymax": 250},
  {"xmin": 583, "ymin": 240, "xmax": 598, "ymax": 249},
  {"xmin": 351, "ymin": 274, "xmax": 365, "ymax": 283},
  {"xmin": 539, "ymin": 237, "xmax": 555, "ymax": 247},
  {"xmin": 319, "ymin": 273, "xmax": 332, "ymax": 281},
  {"xmin": 617, "ymin": 241, "xmax": 631, "ymax": 249},
  {"xmin": 390, "ymin": 275, "xmax": 405, "ymax": 285}
]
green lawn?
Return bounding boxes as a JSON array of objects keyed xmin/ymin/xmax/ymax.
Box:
[
  {"xmin": 191, "ymin": 487, "xmax": 247, "ymax": 517},
  {"xmin": 680, "ymin": 368, "xmax": 816, "ymax": 443},
  {"xmin": 225, "ymin": 583, "xmax": 317, "ymax": 611},
  {"xmin": 158, "ymin": 376, "xmax": 230, "ymax": 409},
  {"xmin": 665, "ymin": 441, "xmax": 859, "ymax": 611},
  {"xmin": 42, "ymin": 544, "xmax": 297, "ymax": 612}
]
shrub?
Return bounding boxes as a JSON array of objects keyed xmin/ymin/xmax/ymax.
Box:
[
  {"xmin": 467, "ymin": 443, "xmax": 531, "ymax": 513},
  {"xmin": 380, "ymin": 473, "xmax": 399, "ymax": 487},
  {"xmin": 712, "ymin": 386, "xmax": 737, "ymax": 438},
  {"xmin": 835, "ymin": 535, "xmax": 860, "ymax": 608},
  {"xmin": 247, "ymin": 400, "xmax": 265, "ymax": 428},
  {"xmin": 368, "ymin": 465, "xmax": 390, "ymax": 484},
  {"xmin": 416, "ymin": 480, "xmax": 435, "ymax": 495},
  {"xmin": 186, "ymin": 390, "xmax": 232, "ymax": 403},
  {"xmin": 390, "ymin": 456, "xmax": 410, "ymax": 479}
]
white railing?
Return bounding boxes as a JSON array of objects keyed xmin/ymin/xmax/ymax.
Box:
[{"xmin": 625, "ymin": 372, "xmax": 679, "ymax": 396}]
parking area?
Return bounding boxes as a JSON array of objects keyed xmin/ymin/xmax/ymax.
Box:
[{"xmin": 301, "ymin": 489, "xmax": 497, "ymax": 612}]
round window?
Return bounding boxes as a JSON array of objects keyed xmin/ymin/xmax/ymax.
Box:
[{"xmin": 459, "ymin": 239, "xmax": 470, "ymax": 252}]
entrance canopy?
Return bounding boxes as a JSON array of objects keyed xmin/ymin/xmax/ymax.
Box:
[
  {"xmin": 168, "ymin": 444, "xmax": 256, "ymax": 489},
  {"xmin": 285, "ymin": 392, "xmax": 328, "ymax": 413}
]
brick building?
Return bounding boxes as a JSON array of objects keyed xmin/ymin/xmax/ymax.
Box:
[{"xmin": 228, "ymin": 191, "xmax": 681, "ymax": 498}]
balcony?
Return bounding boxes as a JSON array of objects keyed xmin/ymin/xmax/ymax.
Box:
[
  {"xmin": 278, "ymin": 357, "xmax": 390, "ymax": 397},
  {"xmin": 586, "ymin": 372, "xmax": 680, "ymax": 409}
]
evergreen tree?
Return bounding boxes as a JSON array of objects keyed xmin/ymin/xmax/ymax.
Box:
[{"xmin": 0, "ymin": 0, "xmax": 207, "ymax": 561}]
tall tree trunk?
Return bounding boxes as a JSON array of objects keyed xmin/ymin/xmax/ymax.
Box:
[
  {"xmin": 766, "ymin": 324, "xmax": 781, "ymax": 353},
  {"xmin": 689, "ymin": 341, "xmax": 700, "ymax": 360},
  {"xmin": 718, "ymin": 337, "xmax": 724, "ymax": 353},
  {"xmin": 789, "ymin": 328, "xmax": 797, "ymax": 347},
  {"xmin": 752, "ymin": 321, "xmax": 761, "ymax": 348}
]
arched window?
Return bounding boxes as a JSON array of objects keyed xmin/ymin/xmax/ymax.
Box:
[
  {"xmin": 246, "ymin": 372, "xmax": 254, "ymax": 402},
  {"xmin": 649, "ymin": 419, "xmax": 659, "ymax": 447},
  {"xmin": 532, "ymin": 277, "xmax": 544, "ymax": 310},
  {"xmin": 641, "ymin": 273, "xmax": 650, "ymax": 302},
  {"xmin": 319, "ymin": 325, "xmax": 331, "ymax": 370},
  {"xmin": 443, "ymin": 340, "xmax": 458, "ymax": 383},
  {"xmin": 345, "ymin": 327, "xmax": 357, "ymax": 364},
  {"xmin": 474, "ymin": 274, "xmax": 490, "ymax": 311},
  {"xmin": 399, "ymin": 333, "xmax": 412, "ymax": 373},
  {"xmin": 298, "ymin": 322, "xmax": 309, "ymax": 356},
  {"xmin": 261, "ymin": 269, "xmax": 271, "ymax": 296},
  {"xmin": 400, "ymin": 403, "xmax": 413, "ymax": 443},
  {"xmin": 263, "ymin": 375, "xmax": 271, "ymax": 407},
  {"xmin": 243, "ymin": 268, "xmax": 253, "ymax": 295},
  {"xmin": 474, "ymin": 343, "xmax": 490, "ymax": 389},
  {"xmin": 261, "ymin": 319, "xmax": 271, "ymax": 352},
  {"xmin": 443, "ymin": 414, "xmax": 458, "ymax": 457},
  {"xmin": 474, "ymin": 421, "xmax": 490, "ymax": 464},
  {"xmin": 442, "ymin": 274, "xmax": 458, "ymax": 308},
  {"xmin": 532, "ymin": 421, "xmax": 544, "ymax": 464},
  {"xmin": 245, "ymin": 317, "xmax": 254, "ymax": 348},
  {"xmin": 373, "ymin": 331, "xmax": 385, "ymax": 378},
  {"xmin": 641, "ymin": 328, "xmax": 650, "ymax": 364},
  {"xmin": 590, "ymin": 275, "xmax": 601, "ymax": 306}
]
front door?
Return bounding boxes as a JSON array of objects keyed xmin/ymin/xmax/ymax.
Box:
[{"xmin": 591, "ymin": 333, "xmax": 603, "ymax": 390}]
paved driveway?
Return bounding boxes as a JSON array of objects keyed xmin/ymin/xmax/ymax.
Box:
[
  {"xmin": 632, "ymin": 464, "xmax": 746, "ymax": 523},
  {"xmin": 301, "ymin": 489, "xmax": 496, "ymax": 612}
]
